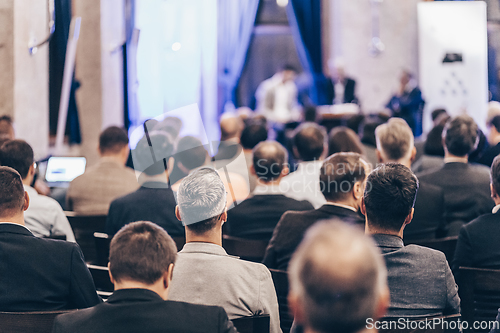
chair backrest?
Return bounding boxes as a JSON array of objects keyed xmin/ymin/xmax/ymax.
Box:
[
  {"xmin": 222, "ymin": 235, "xmax": 268, "ymax": 262},
  {"xmin": 66, "ymin": 212, "xmax": 107, "ymax": 264},
  {"xmin": 269, "ymin": 269, "xmax": 293, "ymax": 333},
  {"xmin": 404, "ymin": 236, "xmax": 458, "ymax": 264},
  {"xmin": 459, "ymin": 267, "xmax": 500, "ymax": 333},
  {"xmin": 378, "ymin": 314, "xmax": 462, "ymax": 333},
  {"xmin": 232, "ymin": 315, "xmax": 270, "ymax": 333},
  {"xmin": 87, "ymin": 264, "xmax": 114, "ymax": 294},
  {"xmin": 94, "ymin": 232, "xmax": 111, "ymax": 266},
  {"xmin": 0, "ymin": 310, "xmax": 74, "ymax": 333}
]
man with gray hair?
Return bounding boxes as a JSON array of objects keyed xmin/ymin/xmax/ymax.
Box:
[
  {"xmin": 288, "ymin": 220, "xmax": 389, "ymax": 333},
  {"xmin": 168, "ymin": 168, "xmax": 281, "ymax": 333},
  {"xmin": 375, "ymin": 118, "xmax": 445, "ymax": 240}
]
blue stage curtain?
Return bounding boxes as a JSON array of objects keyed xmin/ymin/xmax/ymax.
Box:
[
  {"xmin": 286, "ymin": 0, "xmax": 324, "ymax": 105},
  {"xmin": 218, "ymin": 0, "xmax": 260, "ymax": 113}
]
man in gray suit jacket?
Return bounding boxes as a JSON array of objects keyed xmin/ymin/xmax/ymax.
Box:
[
  {"xmin": 362, "ymin": 163, "xmax": 460, "ymax": 318},
  {"xmin": 169, "ymin": 168, "xmax": 281, "ymax": 333}
]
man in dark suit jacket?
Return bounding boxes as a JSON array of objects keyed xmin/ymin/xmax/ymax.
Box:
[
  {"xmin": 418, "ymin": 115, "xmax": 495, "ymax": 236},
  {"xmin": 227, "ymin": 141, "xmax": 313, "ymax": 240},
  {"xmin": 0, "ymin": 166, "xmax": 100, "ymax": 311},
  {"xmin": 106, "ymin": 132, "xmax": 184, "ymax": 237},
  {"xmin": 375, "ymin": 118, "xmax": 446, "ymax": 240},
  {"xmin": 363, "ymin": 163, "xmax": 460, "ymax": 317},
  {"xmin": 320, "ymin": 59, "xmax": 357, "ymax": 105},
  {"xmin": 452, "ymin": 155, "xmax": 500, "ymax": 279},
  {"xmin": 477, "ymin": 115, "xmax": 500, "ymax": 167},
  {"xmin": 263, "ymin": 152, "xmax": 368, "ymax": 271},
  {"xmin": 52, "ymin": 221, "xmax": 236, "ymax": 333}
]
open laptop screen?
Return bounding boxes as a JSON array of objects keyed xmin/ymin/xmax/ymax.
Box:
[{"xmin": 45, "ymin": 157, "xmax": 86, "ymax": 184}]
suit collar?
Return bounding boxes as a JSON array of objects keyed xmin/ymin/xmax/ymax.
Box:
[
  {"xmin": 106, "ymin": 288, "xmax": 163, "ymax": 304},
  {"xmin": 442, "ymin": 161, "xmax": 468, "ymax": 170},
  {"xmin": 371, "ymin": 234, "xmax": 404, "ymax": 249},
  {"xmin": 0, "ymin": 223, "xmax": 34, "ymax": 236},
  {"xmin": 317, "ymin": 204, "xmax": 358, "ymax": 216},
  {"xmin": 140, "ymin": 181, "xmax": 171, "ymax": 189},
  {"xmin": 180, "ymin": 242, "xmax": 239, "ymax": 259}
]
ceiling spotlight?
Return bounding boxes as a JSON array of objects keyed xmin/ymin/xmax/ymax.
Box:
[
  {"xmin": 172, "ymin": 42, "xmax": 181, "ymax": 52},
  {"xmin": 277, "ymin": 0, "xmax": 288, "ymax": 8}
]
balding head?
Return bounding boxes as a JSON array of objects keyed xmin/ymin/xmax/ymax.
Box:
[
  {"xmin": 289, "ymin": 220, "xmax": 388, "ymax": 333},
  {"xmin": 252, "ymin": 141, "xmax": 288, "ymax": 183},
  {"xmin": 375, "ymin": 118, "xmax": 415, "ymax": 166},
  {"xmin": 220, "ymin": 114, "xmax": 243, "ymax": 142}
]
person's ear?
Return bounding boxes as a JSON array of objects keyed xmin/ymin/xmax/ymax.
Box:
[
  {"xmin": 360, "ymin": 196, "xmax": 366, "ymax": 216},
  {"xmin": 281, "ymin": 166, "xmax": 290, "ymax": 177},
  {"xmin": 164, "ymin": 263, "xmax": 174, "ymax": 289},
  {"xmin": 29, "ymin": 163, "xmax": 36, "ymax": 178},
  {"xmin": 220, "ymin": 209, "xmax": 228, "ymax": 225},
  {"xmin": 376, "ymin": 149, "xmax": 383, "ymax": 164},
  {"xmin": 403, "ymin": 208, "xmax": 414, "ymax": 227},
  {"xmin": 288, "ymin": 292, "xmax": 305, "ymax": 326},
  {"xmin": 23, "ymin": 191, "xmax": 30, "ymax": 211},
  {"xmin": 292, "ymin": 147, "xmax": 300, "ymax": 160},
  {"xmin": 167, "ymin": 157, "xmax": 175, "ymax": 173},
  {"xmin": 107, "ymin": 263, "xmax": 116, "ymax": 286},
  {"xmin": 353, "ymin": 181, "xmax": 364, "ymax": 201},
  {"xmin": 410, "ymin": 146, "xmax": 417, "ymax": 164},
  {"xmin": 491, "ymin": 183, "xmax": 497, "ymax": 199},
  {"xmin": 250, "ymin": 165, "xmax": 257, "ymax": 176},
  {"xmin": 175, "ymin": 206, "xmax": 182, "ymax": 222}
]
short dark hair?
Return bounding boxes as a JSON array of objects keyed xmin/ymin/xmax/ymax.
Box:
[
  {"xmin": 424, "ymin": 124, "xmax": 445, "ymax": 156},
  {"xmin": 328, "ymin": 127, "xmax": 363, "ymax": 157},
  {"xmin": 240, "ymin": 123, "xmax": 268, "ymax": 150},
  {"xmin": 293, "ymin": 123, "xmax": 326, "ymax": 161},
  {"xmin": 253, "ymin": 141, "xmax": 288, "ymax": 182},
  {"xmin": 491, "ymin": 155, "xmax": 500, "ymax": 195},
  {"xmin": 0, "ymin": 140, "xmax": 34, "ymax": 179},
  {"xmin": 364, "ymin": 163, "xmax": 419, "ymax": 232},
  {"xmin": 431, "ymin": 109, "xmax": 448, "ymax": 122},
  {"xmin": 99, "ymin": 126, "xmax": 129, "ymax": 155},
  {"xmin": 175, "ymin": 136, "xmax": 207, "ymax": 170},
  {"xmin": 281, "ymin": 63, "xmax": 298, "ymax": 72},
  {"xmin": 320, "ymin": 153, "xmax": 367, "ymax": 202},
  {"xmin": 109, "ymin": 221, "xmax": 177, "ymax": 285},
  {"xmin": 132, "ymin": 131, "xmax": 174, "ymax": 176},
  {"xmin": 0, "ymin": 166, "xmax": 26, "ymax": 218},
  {"xmin": 186, "ymin": 214, "xmax": 222, "ymax": 235},
  {"xmin": 443, "ymin": 115, "xmax": 478, "ymax": 157}
]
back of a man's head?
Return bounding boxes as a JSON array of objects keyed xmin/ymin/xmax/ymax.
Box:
[
  {"xmin": 241, "ymin": 123, "xmax": 268, "ymax": 150},
  {"xmin": 293, "ymin": 123, "xmax": 326, "ymax": 161},
  {"xmin": 109, "ymin": 221, "xmax": 177, "ymax": 285},
  {"xmin": 175, "ymin": 136, "xmax": 207, "ymax": 171},
  {"xmin": 220, "ymin": 114, "xmax": 243, "ymax": 142},
  {"xmin": 0, "ymin": 166, "xmax": 26, "ymax": 220},
  {"xmin": 364, "ymin": 163, "xmax": 419, "ymax": 233},
  {"xmin": 491, "ymin": 155, "xmax": 500, "ymax": 196},
  {"xmin": 99, "ymin": 126, "xmax": 129, "ymax": 156},
  {"xmin": 253, "ymin": 141, "xmax": 288, "ymax": 183},
  {"xmin": 177, "ymin": 168, "xmax": 227, "ymax": 233},
  {"xmin": 0, "ymin": 140, "xmax": 34, "ymax": 179},
  {"xmin": 320, "ymin": 152, "xmax": 367, "ymax": 202},
  {"xmin": 133, "ymin": 131, "xmax": 174, "ymax": 176},
  {"xmin": 375, "ymin": 118, "xmax": 414, "ymax": 163},
  {"xmin": 444, "ymin": 115, "xmax": 478, "ymax": 157},
  {"xmin": 0, "ymin": 115, "xmax": 14, "ymax": 140},
  {"xmin": 289, "ymin": 220, "xmax": 388, "ymax": 333}
]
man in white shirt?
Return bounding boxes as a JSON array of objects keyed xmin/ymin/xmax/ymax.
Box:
[
  {"xmin": 280, "ymin": 123, "xmax": 327, "ymax": 208},
  {"xmin": 255, "ymin": 65, "xmax": 300, "ymax": 124},
  {"xmin": 0, "ymin": 140, "xmax": 75, "ymax": 241}
]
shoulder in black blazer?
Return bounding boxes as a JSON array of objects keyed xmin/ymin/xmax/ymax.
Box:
[
  {"xmin": 0, "ymin": 223, "xmax": 100, "ymax": 311},
  {"xmin": 262, "ymin": 204, "xmax": 364, "ymax": 271},
  {"xmin": 106, "ymin": 182, "xmax": 184, "ymax": 237},
  {"xmin": 404, "ymin": 181, "xmax": 445, "ymax": 241},
  {"xmin": 226, "ymin": 194, "xmax": 313, "ymax": 241},
  {"xmin": 452, "ymin": 211, "xmax": 500, "ymax": 279},
  {"xmin": 52, "ymin": 289, "xmax": 237, "ymax": 333}
]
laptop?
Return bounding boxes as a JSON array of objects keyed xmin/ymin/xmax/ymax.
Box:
[{"xmin": 44, "ymin": 157, "xmax": 86, "ymax": 188}]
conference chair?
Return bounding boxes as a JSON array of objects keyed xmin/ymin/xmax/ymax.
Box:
[
  {"xmin": 87, "ymin": 264, "xmax": 114, "ymax": 299},
  {"xmin": 269, "ymin": 269, "xmax": 293, "ymax": 333},
  {"xmin": 0, "ymin": 310, "xmax": 74, "ymax": 333},
  {"xmin": 404, "ymin": 236, "xmax": 458, "ymax": 264},
  {"xmin": 232, "ymin": 315, "xmax": 270, "ymax": 333},
  {"xmin": 222, "ymin": 235, "xmax": 268, "ymax": 262},
  {"xmin": 459, "ymin": 267, "xmax": 500, "ymax": 333},
  {"xmin": 65, "ymin": 212, "xmax": 107, "ymax": 264},
  {"xmin": 378, "ymin": 314, "xmax": 462, "ymax": 333}
]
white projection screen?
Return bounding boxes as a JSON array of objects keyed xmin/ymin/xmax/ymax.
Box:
[{"xmin": 418, "ymin": 1, "xmax": 488, "ymax": 133}]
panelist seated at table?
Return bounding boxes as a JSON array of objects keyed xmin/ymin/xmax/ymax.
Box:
[{"xmin": 318, "ymin": 58, "xmax": 358, "ymax": 106}]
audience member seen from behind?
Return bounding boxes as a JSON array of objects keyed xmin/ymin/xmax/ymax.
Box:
[
  {"xmin": 168, "ymin": 168, "xmax": 281, "ymax": 333},
  {"xmin": 452, "ymin": 155, "xmax": 500, "ymax": 278},
  {"xmin": 0, "ymin": 166, "xmax": 100, "ymax": 311},
  {"xmin": 288, "ymin": 220, "xmax": 389, "ymax": 333},
  {"xmin": 0, "ymin": 140, "xmax": 75, "ymax": 241},
  {"xmin": 213, "ymin": 114, "xmax": 244, "ymax": 162},
  {"xmin": 106, "ymin": 132, "xmax": 184, "ymax": 237},
  {"xmin": 226, "ymin": 141, "xmax": 313, "ymax": 241},
  {"xmin": 477, "ymin": 115, "xmax": 500, "ymax": 167},
  {"xmin": 280, "ymin": 123, "xmax": 327, "ymax": 208},
  {"xmin": 169, "ymin": 135, "xmax": 210, "ymax": 184},
  {"xmin": 264, "ymin": 152, "xmax": 368, "ymax": 271},
  {"xmin": 418, "ymin": 115, "xmax": 494, "ymax": 236},
  {"xmin": 240, "ymin": 121, "xmax": 268, "ymax": 192},
  {"xmin": 327, "ymin": 126, "xmax": 364, "ymax": 157},
  {"xmin": 412, "ymin": 123, "xmax": 446, "ymax": 173},
  {"xmin": 375, "ymin": 118, "xmax": 445, "ymax": 240},
  {"xmin": 363, "ymin": 163, "xmax": 460, "ymax": 317},
  {"xmin": 67, "ymin": 126, "xmax": 139, "ymax": 215},
  {"xmin": 52, "ymin": 221, "xmax": 236, "ymax": 333}
]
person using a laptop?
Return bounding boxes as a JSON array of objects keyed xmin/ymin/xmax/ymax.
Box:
[{"xmin": 0, "ymin": 140, "xmax": 75, "ymax": 241}]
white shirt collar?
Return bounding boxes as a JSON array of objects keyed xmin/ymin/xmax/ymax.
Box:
[
  {"xmin": 493, "ymin": 204, "xmax": 500, "ymax": 214},
  {"xmin": 0, "ymin": 222, "xmax": 32, "ymax": 232},
  {"xmin": 253, "ymin": 184, "xmax": 283, "ymax": 195},
  {"xmin": 324, "ymin": 202, "xmax": 357, "ymax": 212},
  {"xmin": 23, "ymin": 184, "xmax": 37, "ymax": 195}
]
